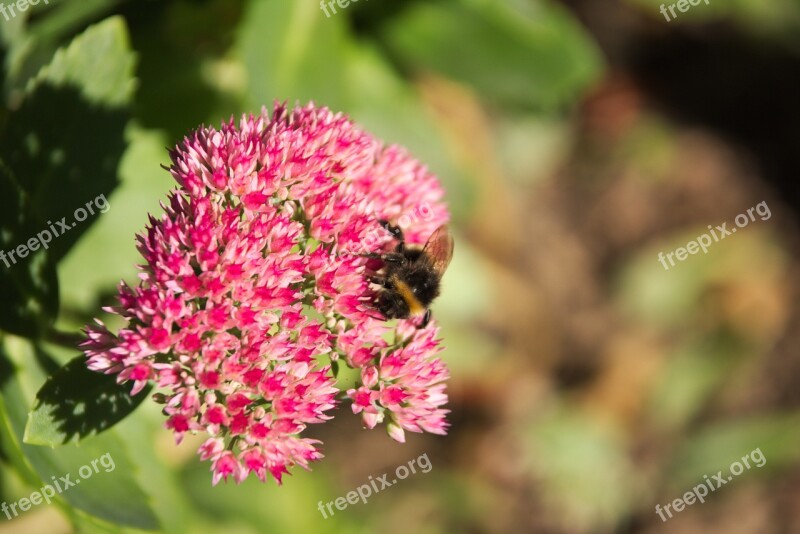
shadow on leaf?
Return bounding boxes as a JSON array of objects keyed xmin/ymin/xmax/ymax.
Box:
[
  {"xmin": 0, "ymin": 83, "xmax": 128, "ymax": 262},
  {"xmin": 24, "ymin": 353, "xmax": 150, "ymax": 446}
]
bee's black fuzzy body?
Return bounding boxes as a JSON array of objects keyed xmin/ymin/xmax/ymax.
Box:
[{"xmin": 369, "ymin": 220, "xmax": 454, "ymax": 327}]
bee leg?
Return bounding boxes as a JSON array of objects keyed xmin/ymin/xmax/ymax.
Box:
[
  {"xmin": 368, "ymin": 252, "xmax": 405, "ymax": 264},
  {"xmin": 360, "ymin": 252, "xmax": 405, "ymax": 264},
  {"xmin": 378, "ymin": 219, "xmax": 405, "ymax": 242},
  {"xmin": 420, "ymin": 309, "xmax": 432, "ymax": 328},
  {"xmin": 363, "ymin": 295, "xmax": 388, "ymax": 321},
  {"xmin": 369, "ymin": 275, "xmax": 390, "ymax": 287},
  {"xmin": 379, "ymin": 220, "xmax": 406, "ymax": 253},
  {"xmin": 383, "ymin": 253, "xmax": 406, "ymax": 264}
]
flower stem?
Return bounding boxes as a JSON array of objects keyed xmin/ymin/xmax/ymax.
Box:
[{"xmin": 45, "ymin": 328, "xmax": 85, "ymax": 350}]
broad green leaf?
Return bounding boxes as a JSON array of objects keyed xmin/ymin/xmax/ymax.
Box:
[
  {"xmin": 236, "ymin": 4, "xmax": 474, "ymax": 221},
  {"xmin": 24, "ymin": 354, "xmax": 150, "ymax": 446},
  {"xmin": 341, "ymin": 44, "xmax": 473, "ymax": 221},
  {"xmin": 182, "ymin": 458, "xmax": 348, "ymax": 534},
  {"xmin": 617, "ymin": 230, "xmax": 787, "ymax": 329},
  {"xmin": 378, "ymin": 0, "xmax": 603, "ymax": 110},
  {"xmin": 665, "ymin": 414, "xmax": 800, "ymax": 491},
  {"xmin": 111, "ymin": 403, "xmax": 198, "ymax": 534},
  {"xmin": 646, "ymin": 332, "xmax": 749, "ymax": 428},
  {"xmin": 2, "ymin": 0, "xmax": 125, "ymax": 98},
  {"xmin": 236, "ymin": 0, "xmax": 349, "ymax": 110},
  {"xmin": 523, "ymin": 409, "xmax": 635, "ymax": 530},
  {"xmin": 57, "ymin": 125, "xmax": 173, "ymax": 312},
  {"xmin": 0, "ymin": 337, "xmax": 159, "ymax": 530},
  {"xmin": 26, "ymin": 15, "xmax": 135, "ymax": 106},
  {"xmin": 130, "ymin": 0, "xmax": 243, "ymax": 142},
  {"xmin": 0, "ymin": 160, "xmax": 59, "ymax": 337},
  {"xmin": 0, "ymin": 16, "xmax": 135, "ymax": 262}
]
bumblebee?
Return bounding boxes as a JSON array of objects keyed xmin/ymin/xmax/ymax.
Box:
[{"xmin": 368, "ymin": 220, "xmax": 454, "ymax": 327}]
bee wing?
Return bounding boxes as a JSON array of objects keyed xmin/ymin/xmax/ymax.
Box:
[{"xmin": 422, "ymin": 225, "xmax": 454, "ymax": 276}]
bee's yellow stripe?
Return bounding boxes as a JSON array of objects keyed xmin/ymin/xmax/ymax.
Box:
[{"xmin": 393, "ymin": 279, "xmax": 425, "ymax": 316}]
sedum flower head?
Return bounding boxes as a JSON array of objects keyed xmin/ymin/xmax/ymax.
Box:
[{"xmin": 82, "ymin": 103, "xmax": 451, "ymax": 484}]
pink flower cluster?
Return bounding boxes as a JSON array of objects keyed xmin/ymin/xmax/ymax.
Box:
[{"xmin": 82, "ymin": 103, "xmax": 451, "ymax": 485}]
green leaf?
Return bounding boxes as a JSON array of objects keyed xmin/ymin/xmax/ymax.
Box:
[
  {"xmin": 24, "ymin": 354, "xmax": 150, "ymax": 446},
  {"xmin": 131, "ymin": 0, "xmax": 243, "ymax": 142},
  {"xmin": 0, "ymin": 161, "xmax": 59, "ymax": 337},
  {"xmin": 0, "ymin": 17, "xmax": 134, "ymax": 337},
  {"xmin": 57, "ymin": 125, "xmax": 174, "ymax": 311},
  {"xmin": 26, "ymin": 15, "xmax": 135, "ymax": 106},
  {"xmin": 182, "ymin": 459, "xmax": 349, "ymax": 534},
  {"xmin": 665, "ymin": 414, "xmax": 800, "ymax": 491},
  {"xmin": 0, "ymin": 16, "xmax": 135, "ymax": 262},
  {"xmin": 0, "ymin": 337, "xmax": 159, "ymax": 530},
  {"xmin": 236, "ymin": 0, "xmax": 349, "ymax": 110},
  {"xmin": 236, "ymin": 3, "xmax": 474, "ymax": 221},
  {"xmin": 2, "ymin": 0, "xmax": 125, "ymax": 97},
  {"xmin": 341, "ymin": 44, "xmax": 474, "ymax": 221},
  {"xmin": 111, "ymin": 405, "xmax": 198, "ymax": 534},
  {"xmin": 617, "ymin": 230, "xmax": 787, "ymax": 329},
  {"xmin": 647, "ymin": 332, "xmax": 749, "ymax": 428},
  {"xmin": 378, "ymin": 0, "xmax": 603, "ymax": 110},
  {"xmin": 524, "ymin": 409, "xmax": 635, "ymax": 530}
]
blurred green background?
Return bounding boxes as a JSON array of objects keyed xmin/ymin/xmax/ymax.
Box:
[{"xmin": 2, "ymin": 0, "xmax": 800, "ymax": 533}]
